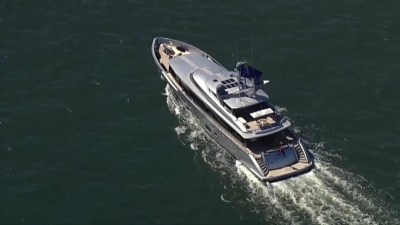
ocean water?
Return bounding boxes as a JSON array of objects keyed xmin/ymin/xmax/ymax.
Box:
[{"xmin": 1, "ymin": 1, "xmax": 399, "ymax": 224}]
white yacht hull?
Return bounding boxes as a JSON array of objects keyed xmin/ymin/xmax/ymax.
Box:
[{"xmin": 151, "ymin": 37, "xmax": 314, "ymax": 182}]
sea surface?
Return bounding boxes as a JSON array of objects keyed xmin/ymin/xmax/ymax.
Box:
[{"xmin": 1, "ymin": 1, "xmax": 400, "ymax": 224}]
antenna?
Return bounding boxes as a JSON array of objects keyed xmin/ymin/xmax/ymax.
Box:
[
  {"xmin": 236, "ymin": 40, "xmax": 239, "ymax": 63},
  {"xmin": 236, "ymin": 40, "xmax": 241, "ymax": 101},
  {"xmin": 238, "ymin": 62, "xmax": 241, "ymax": 101},
  {"xmin": 251, "ymin": 36, "xmax": 254, "ymax": 76}
]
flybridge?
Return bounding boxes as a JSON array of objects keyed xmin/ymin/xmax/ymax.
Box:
[
  {"xmin": 200, "ymin": 61, "xmax": 270, "ymax": 111},
  {"xmin": 188, "ymin": 60, "xmax": 287, "ymax": 134}
]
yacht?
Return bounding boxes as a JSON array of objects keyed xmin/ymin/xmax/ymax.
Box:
[{"xmin": 151, "ymin": 37, "xmax": 314, "ymax": 182}]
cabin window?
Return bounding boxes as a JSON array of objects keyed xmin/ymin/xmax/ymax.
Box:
[{"xmin": 205, "ymin": 125, "xmax": 211, "ymax": 132}]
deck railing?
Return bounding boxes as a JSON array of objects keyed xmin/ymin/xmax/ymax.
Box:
[{"xmin": 298, "ymin": 141, "xmax": 309, "ymax": 163}]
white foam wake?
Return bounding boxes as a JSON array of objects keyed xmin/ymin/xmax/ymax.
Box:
[
  {"xmin": 163, "ymin": 84, "xmax": 399, "ymax": 225},
  {"xmin": 236, "ymin": 161, "xmax": 399, "ymax": 225}
]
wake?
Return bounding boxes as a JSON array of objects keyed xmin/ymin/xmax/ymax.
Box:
[
  {"xmin": 236, "ymin": 161, "xmax": 400, "ymax": 225},
  {"xmin": 163, "ymin": 84, "xmax": 399, "ymax": 225}
]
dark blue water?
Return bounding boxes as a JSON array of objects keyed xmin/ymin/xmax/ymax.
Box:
[{"xmin": 1, "ymin": 1, "xmax": 399, "ymax": 224}]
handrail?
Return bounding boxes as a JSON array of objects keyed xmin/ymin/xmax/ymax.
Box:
[
  {"xmin": 249, "ymin": 154, "xmax": 266, "ymax": 177},
  {"xmin": 265, "ymin": 144, "xmax": 289, "ymax": 153},
  {"xmin": 298, "ymin": 141, "xmax": 309, "ymax": 162},
  {"xmin": 161, "ymin": 71, "xmax": 180, "ymax": 91}
]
